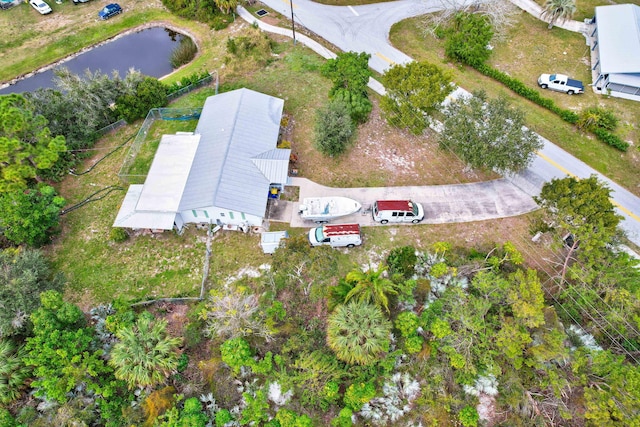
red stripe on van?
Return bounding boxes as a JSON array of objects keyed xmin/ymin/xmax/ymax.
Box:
[
  {"xmin": 375, "ymin": 200, "xmax": 414, "ymax": 212},
  {"xmin": 323, "ymin": 224, "xmax": 361, "ymax": 236}
]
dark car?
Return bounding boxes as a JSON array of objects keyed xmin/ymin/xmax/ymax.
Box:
[
  {"xmin": 98, "ymin": 3, "xmax": 121, "ymax": 19},
  {"xmin": 73, "ymin": 0, "xmax": 90, "ymax": 5}
]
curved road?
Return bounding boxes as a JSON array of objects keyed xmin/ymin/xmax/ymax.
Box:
[{"xmin": 241, "ymin": 1, "xmax": 640, "ymax": 246}]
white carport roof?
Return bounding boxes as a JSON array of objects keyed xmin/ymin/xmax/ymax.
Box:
[
  {"xmin": 596, "ymin": 4, "xmax": 640, "ymax": 74},
  {"xmin": 112, "ymin": 185, "xmax": 176, "ymax": 230},
  {"xmin": 136, "ymin": 133, "xmax": 201, "ymax": 212},
  {"xmin": 113, "ymin": 134, "xmax": 200, "ymax": 230}
]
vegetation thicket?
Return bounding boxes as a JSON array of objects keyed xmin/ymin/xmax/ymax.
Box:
[{"xmin": 0, "ymin": 0, "xmax": 639, "ymax": 425}]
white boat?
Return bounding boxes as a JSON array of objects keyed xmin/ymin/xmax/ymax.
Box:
[{"xmin": 298, "ymin": 197, "xmax": 362, "ymax": 223}]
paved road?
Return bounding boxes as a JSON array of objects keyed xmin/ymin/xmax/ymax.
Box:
[
  {"xmin": 268, "ymin": 177, "xmax": 539, "ymax": 227},
  {"xmin": 241, "ymin": 1, "xmax": 640, "ymax": 245}
]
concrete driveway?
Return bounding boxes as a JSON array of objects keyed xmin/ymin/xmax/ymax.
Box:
[{"xmin": 268, "ymin": 177, "xmax": 538, "ymax": 228}]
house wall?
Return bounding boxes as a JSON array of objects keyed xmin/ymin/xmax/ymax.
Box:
[{"xmin": 179, "ymin": 206, "xmax": 263, "ymax": 227}]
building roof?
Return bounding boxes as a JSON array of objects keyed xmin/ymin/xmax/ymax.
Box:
[
  {"xmin": 113, "ymin": 88, "xmax": 290, "ymax": 230},
  {"xmin": 136, "ymin": 133, "xmax": 201, "ymax": 213},
  {"xmin": 113, "ymin": 185, "xmax": 177, "ymax": 230},
  {"xmin": 596, "ymin": 4, "xmax": 640, "ymax": 74},
  {"xmin": 179, "ymin": 88, "xmax": 290, "ymax": 217}
]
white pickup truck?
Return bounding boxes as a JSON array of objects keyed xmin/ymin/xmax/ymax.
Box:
[{"xmin": 537, "ymin": 73, "xmax": 584, "ymax": 95}]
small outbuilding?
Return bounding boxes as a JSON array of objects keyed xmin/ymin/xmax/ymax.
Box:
[
  {"xmin": 113, "ymin": 88, "xmax": 291, "ymax": 231},
  {"xmin": 590, "ymin": 4, "xmax": 640, "ymax": 101}
]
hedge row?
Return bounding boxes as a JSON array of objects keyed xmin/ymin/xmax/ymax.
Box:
[{"xmin": 474, "ymin": 64, "xmax": 628, "ymax": 152}]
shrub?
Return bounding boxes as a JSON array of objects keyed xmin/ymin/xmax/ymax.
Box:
[
  {"xmin": 332, "ymin": 88, "xmax": 372, "ymax": 124},
  {"xmin": 115, "ymin": 77, "xmax": 168, "ymax": 123},
  {"xmin": 593, "ymin": 128, "xmax": 629, "ymax": 151},
  {"xmin": 445, "ymin": 13, "xmax": 494, "ymax": 67},
  {"xmin": 458, "ymin": 405, "xmax": 480, "ymax": 427},
  {"xmin": 404, "ymin": 335, "xmax": 424, "ymax": 354},
  {"xmin": 220, "ymin": 337, "xmax": 253, "ymax": 375},
  {"xmin": 170, "ymin": 37, "xmax": 198, "ymax": 68},
  {"xmin": 577, "ymin": 106, "xmax": 619, "ymax": 132},
  {"xmin": 314, "ymin": 100, "xmax": 355, "ymax": 157},
  {"xmin": 387, "ymin": 246, "xmax": 417, "ymax": 278},
  {"xmin": 344, "ymin": 382, "xmax": 376, "ymax": 411},
  {"xmin": 395, "ymin": 311, "xmax": 420, "ymax": 338},
  {"xmin": 110, "ymin": 227, "xmax": 129, "ymax": 243}
]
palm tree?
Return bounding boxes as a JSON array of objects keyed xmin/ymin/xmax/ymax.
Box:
[
  {"xmin": 0, "ymin": 340, "xmax": 31, "ymax": 404},
  {"xmin": 214, "ymin": 0, "xmax": 238, "ymax": 15},
  {"xmin": 344, "ymin": 264, "xmax": 399, "ymax": 313},
  {"xmin": 109, "ymin": 315, "xmax": 182, "ymax": 389},
  {"xmin": 326, "ymin": 301, "xmax": 391, "ymax": 366},
  {"xmin": 540, "ymin": 0, "xmax": 576, "ymax": 29}
]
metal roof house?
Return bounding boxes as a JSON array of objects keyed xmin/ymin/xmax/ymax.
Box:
[
  {"xmin": 113, "ymin": 88, "xmax": 290, "ymax": 231},
  {"xmin": 590, "ymin": 4, "xmax": 640, "ymax": 101}
]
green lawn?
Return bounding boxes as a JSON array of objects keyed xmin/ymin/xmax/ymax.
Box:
[{"xmin": 389, "ymin": 12, "xmax": 640, "ymax": 194}]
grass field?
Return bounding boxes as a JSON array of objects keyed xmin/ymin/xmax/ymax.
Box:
[
  {"xmin": 389, "ymin": 11, "xmax": 640, "ymax": 194},
  {"xmin": 46, "ymin": 27, "xmax": 539, "ymax": 306},
  {"xmin": 4, "ymin": 0, "xmax": 622, "ymax": 306}
]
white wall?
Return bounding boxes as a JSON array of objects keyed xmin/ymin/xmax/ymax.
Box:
[{"xmin": 179, "ymin": 206, "xmax": 262, "ymax": 227}]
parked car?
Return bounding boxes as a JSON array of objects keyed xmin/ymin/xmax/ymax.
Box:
[
  {"xmin": 372, "ymin": 200, "xmax": 424, "ymax": 224},
  {"xmin": 537, "ymin": 73, "xmax": 584, "ymax": 95},
  {"xmin": 73, "ymin": 0, "xmax": 91, "ymax": 5},
  {"xmin": 98, "ymin": 3, "xmax": 122, "ymax": 19},
  {"xmin": 29, "ymin": 0, "xmax": 52, "ymax": 14},
  {"xmin": 308, "ymin": 223, "xmax": 362, "ymax": 248}
]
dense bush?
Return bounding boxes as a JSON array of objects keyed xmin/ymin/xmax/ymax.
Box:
[
  {"xmin": 444, "ymin": 12, "xmax": 494, "ymax": 67},
  {"xmin": 314, "ymin": 100, "xmax": 355, "ymax": 157},
  {"xmin": 0, "ymin": 185, "xmax": 65, "ymax": 247},
  {"xmin": 109, "ymin": 227, "xmax": 129, "ymax": 243},
  {"xmin": 387, "ymin": 245, "xmax": 417, "ymax": 279},
  {"xmin": 115, "ymin": 77, "xmax": 168, "ymax": 123},
  {"xmin": 578, "ymin": 106, "xmax": 619, "ymax": 132},
  {"xmin": 593, "ymin": 127, "xmax": 629, "ymax": 151},
  {"xmin": 164, "ymin": 70, "xmax": 212, "ymax": 95}
]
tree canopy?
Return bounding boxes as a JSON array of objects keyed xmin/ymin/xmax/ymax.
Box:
[
  {"xmin": 314, "ymin": 100, "xmax": 355, "ymax": 157},
  {"xmin": 0, "ymin": 184, "xmax": 66, "ymax": 247},
  {"xmin": 0, "ymin": 248, "xmax": 64, "ymax": 338},
  {"xmin": 535, "ymin": 175, "xmax": 622, "ymax": 278},
  {"xmin": 0, "ymin": 94, "xmax": 66, "ymax": 190},
  {"xmin": 439, "ymin": 90, "xmax": 542, "ymax": 174},
  {"xmin": 380, "ymin": 61, "xmax": 455, "ymax": 134},
  {"xmin": 444, "ymin": 12, "xmax": 494, "ymax": 67}
]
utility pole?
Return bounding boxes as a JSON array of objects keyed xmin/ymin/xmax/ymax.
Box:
[{"xmin": 289, "ymin": 0, "xmax": 296, "ymax": 45}]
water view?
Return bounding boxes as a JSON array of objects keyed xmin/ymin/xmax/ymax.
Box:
[{"xmin": 0, "ymin": 27, "xmax": 187, "ymax": 94}]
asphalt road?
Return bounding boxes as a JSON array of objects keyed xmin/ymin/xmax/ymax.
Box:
[{"xmin": 248, "ymin": 0, "xmax": 640, "ymax": 245}]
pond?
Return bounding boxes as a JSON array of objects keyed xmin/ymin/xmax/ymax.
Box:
[{"xmin": 0, "ymin": 27, "xmax": 189, "ymax": 94}]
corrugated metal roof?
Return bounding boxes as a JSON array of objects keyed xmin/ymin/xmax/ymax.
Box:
[
  {"xmin": 596, "ymin": 4, "xmax": 640, "ymax": 74},
  {"xmin": 252, "ymin": 148, "xmax": 291, "ymax": 183},
  {"xmin": 113, "ymin": 185, "xmax": 176, "ymax": 230},
  {"xmin": 136, "ymin": 134, "xmax": 201, "ymax": 212},
  {"xmin": 179, "ymin": 88, "xmax": 287, "ymax": 217}
]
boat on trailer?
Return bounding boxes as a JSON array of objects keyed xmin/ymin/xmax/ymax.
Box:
[{"xmin": 298, "ymin": 197, "xmax": 362, "ymax": 223}]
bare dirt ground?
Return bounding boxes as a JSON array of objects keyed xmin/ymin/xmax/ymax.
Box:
[{"xmin": 289, "ymin": 98, "xmax": 498, "ymax": 188}]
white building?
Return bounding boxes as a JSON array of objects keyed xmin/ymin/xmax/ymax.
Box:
[
  {"xmin": 113, "ymin": 88, "xmax": 290, "ymax": 231},
  {"xmin": 590, "ymin": 4, "xmax": 640, "ymax": 101}
]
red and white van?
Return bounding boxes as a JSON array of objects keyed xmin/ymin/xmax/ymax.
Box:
[
  {"xmin": 308, "ymin": 223, "xmax": 362, "ymax": 248},
  {"xmin": 372, "ymin": 200, "xmax": 424, "ymax": 224}
]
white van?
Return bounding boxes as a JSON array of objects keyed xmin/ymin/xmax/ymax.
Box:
[
  {"xmin": 372, "ymin": 200, "xmax": 424, "ymax": 224},
  {"xmin": 308, "ymin": 224, "xmax": 362, "ymax": 248}
]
